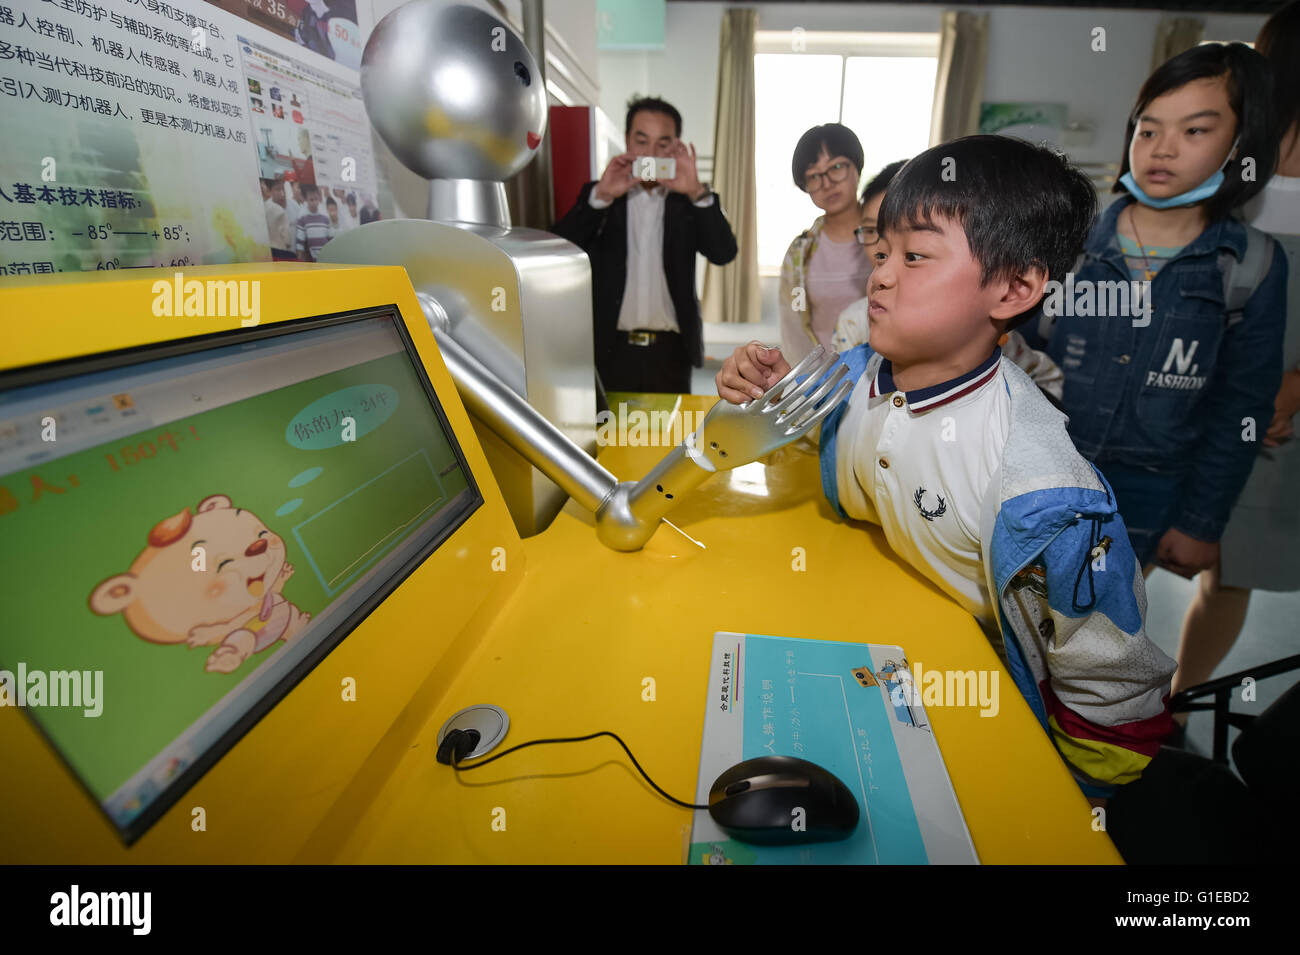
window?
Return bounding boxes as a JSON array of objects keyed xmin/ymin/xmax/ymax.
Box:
[{"xmin": 754, "ymin": 31, "xmax": 939, "ymax": 273}]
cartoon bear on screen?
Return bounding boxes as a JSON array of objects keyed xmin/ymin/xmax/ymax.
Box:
[{"xmin": 89, "ymin": 494, "xmax": 311, "ymax": 673}]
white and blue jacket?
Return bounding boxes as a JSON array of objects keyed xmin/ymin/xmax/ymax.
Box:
[{"xmin": 818, "ymin": 344, "xmax": 1178, "ymax": 797}]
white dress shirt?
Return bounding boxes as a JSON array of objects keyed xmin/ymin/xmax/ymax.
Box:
[{"xmin": 589, "ymin": 183, "xmax": 716, "ymax": 333}]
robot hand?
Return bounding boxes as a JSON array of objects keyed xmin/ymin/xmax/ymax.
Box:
[
  {"xmin": 594, "ymin": 346, "xmax": 851, "ymax": 551},
  {"xmin": 693, "ymin": 345, "xmax": 850, "ymax": 472}
]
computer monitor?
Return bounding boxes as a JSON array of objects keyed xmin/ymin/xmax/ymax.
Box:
[{"xmin": 0, "ymin": 306, "xmax": 482, "ymax": 843}]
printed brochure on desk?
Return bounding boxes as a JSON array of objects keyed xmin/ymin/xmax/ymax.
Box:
[{"xmin": 690, "ymin": 631, "xmax": 978, "ymax": 864}]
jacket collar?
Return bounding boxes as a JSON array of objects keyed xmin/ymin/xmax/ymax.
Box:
[
  {"xmin": 794, "ymin": 216, "xmax": 826, "ymax": 278},
  {"xmin": 869, "ymin": 346, "xmax": 1002, "ymax": 412},
  {"xmin": 1087, "ymin": 195, "xmax": 1248, "ymax": 263},
  {"xmin": 785, "ymin": 219, "xmax": 827, "ymax": 337}
]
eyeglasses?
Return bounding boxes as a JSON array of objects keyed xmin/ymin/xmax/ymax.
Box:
[
  {"xmin": 854, "ymin": 225, "xmax": 880, "ymax": 246},
  {"xmin": 804, "ymin": 161, "xmax": 852, "ymax": 192}
]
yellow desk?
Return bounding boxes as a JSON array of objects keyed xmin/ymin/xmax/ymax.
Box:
[
  {"xmin": 321, "ymin": 398, "xmax": 1121, "ymax": 864},
  {"xmin": 0, "ymin": 268, "xmax": 1121, "ymax": 864}
]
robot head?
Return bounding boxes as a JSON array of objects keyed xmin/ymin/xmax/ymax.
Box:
[{"xmin": 362, "ymin": 0, "xmax": 548, "ymax": 182}]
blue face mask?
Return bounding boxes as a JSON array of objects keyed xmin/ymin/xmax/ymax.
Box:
[{"xmin": 1119, "ymin": 136, "xmax": 1240, "ymax": 209}]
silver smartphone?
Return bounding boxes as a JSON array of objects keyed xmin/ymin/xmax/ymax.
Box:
[{"xmin": 633, "ymin": 155, "xmax": 675, "ymax": 182}]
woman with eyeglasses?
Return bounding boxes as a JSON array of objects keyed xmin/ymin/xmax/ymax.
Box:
[{"xmin": 778, "ymin": 124, "xmax": 871, "ymax": 364}]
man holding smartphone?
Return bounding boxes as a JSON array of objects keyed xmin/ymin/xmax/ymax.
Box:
[{"xmin": 551, "ymin": 96, "xmax": 738, "ymax": 394}]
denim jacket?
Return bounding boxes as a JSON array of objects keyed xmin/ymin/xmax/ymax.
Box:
[{"xmin": 1030, "ymin": 196, "xmax": 1288, "ymax": 542}]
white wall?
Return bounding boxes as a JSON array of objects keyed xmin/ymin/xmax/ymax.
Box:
[
  {"xmin": 597, "ymin": 3, "xmax": 731, "ymax": 157},
  {"xmin": 981, "ymin": 7, "xmax": 1266, "ymax": 166},
  {"xmin": 596, "ymin": 2, "xmax": 1271, "ymax": 169}
]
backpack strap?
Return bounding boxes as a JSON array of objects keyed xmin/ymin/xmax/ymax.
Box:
[{"xmin": 1220, "ymin": 224, "xmax": 1275, "ymax": 329}]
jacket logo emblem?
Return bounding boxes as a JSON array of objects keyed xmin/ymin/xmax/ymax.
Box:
[
  {"xmin": 1146, "ymin": 337, "xmax": 1206, "ymax": 390},
  {"xmin": 913, "ymin": 487, "xmax": 947, "ymax": 521},
  {"xmin": 1162, "ymin": 337, "xmax": 1200, "ymax": 376}
]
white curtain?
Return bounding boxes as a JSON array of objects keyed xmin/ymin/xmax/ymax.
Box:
[
  {"xmin": 1152, "ymin": 16, "xmax": 1205, "ymax": 72},
  {"xmin": 929, "ymin": 10, "xmax": 989, "ymax": 147},
  {"xmin": 702, "ymin": 8, "xmax": 760, "ymax": 324}
]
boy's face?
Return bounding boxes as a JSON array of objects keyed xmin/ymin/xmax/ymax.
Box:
[
  {"xmin": 1128, "ymin": 75, "xmax": 1236, "ymax": 200},
  {"xmin": 306, "ymin": 192, "xmax": 319, "ymax": 211},
  {"xmin": 866, "ymin": 213, "xmax": 1007, "ymax": 365},
  {"xmin": 327, "ymin": 203, "xmax": 338, "ymax": 224},
  {"xmin": 858, "ymin": 191, "xmax": 885, "ymax": 248}
]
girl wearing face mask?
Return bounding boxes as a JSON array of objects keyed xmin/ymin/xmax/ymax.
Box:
[
  {"xmin": 778, "ymin": 124, "xmax": 870, "ymax": 365},
  {"xmin": 1175, "ymin": 2, "xmax": 1300, "ymax": 732},
  {"xmin": 1032, "ymin": 42, "xmax": 1286, "ymax": 580}
]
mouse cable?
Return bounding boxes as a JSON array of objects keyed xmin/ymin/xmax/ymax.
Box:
[{"xmin": 438, "ymin": 729, "xmax": 710, "ymax": 811}]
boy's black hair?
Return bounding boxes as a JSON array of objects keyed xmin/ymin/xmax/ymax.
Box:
[
  {"xmin": 1113, "ymin": 42, "xmax": 1278, "ymax": 221},
  {"xmin": 302, "ymin": 184, "xmax": 320, "ymax": 198},
  {"xmin": 326, "ymin": 196, "xmax": 337, "ymax": 206},
  {"xmin": 1257, "ymin": 1, "xmax": 1300, "ymax": 150},
  {"xmin": 791, "ymin": 123, "xmax": 864, "ymax": 191},
  {"xmin": 862, "ymin": 159, "xmax": 909, "ymax": 204},
  {"xmin": 877, "ymin": 135, "xmax": 1097, "ymax": 331},
  {"xmin": 625, "ymin": 96, "xmax": 682, "ymax": 138}
]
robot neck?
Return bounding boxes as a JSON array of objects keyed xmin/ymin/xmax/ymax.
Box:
[{"xmin": 428, "ymin": 179, "xmax": 511, "ymax": 229}]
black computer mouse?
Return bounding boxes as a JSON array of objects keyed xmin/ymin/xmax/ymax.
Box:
[{"xmin": 708, "ymin": 755, "xmax": 860, "ymax": 845}]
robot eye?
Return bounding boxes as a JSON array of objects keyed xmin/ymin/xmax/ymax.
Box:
[{"xmin": 513, "ymin": 61, "xmax": 530, "ymax": 87}]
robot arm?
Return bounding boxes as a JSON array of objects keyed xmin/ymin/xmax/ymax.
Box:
[{"xmin": 435, "ymin": 329, "xmax": 849, "ymax": 552}]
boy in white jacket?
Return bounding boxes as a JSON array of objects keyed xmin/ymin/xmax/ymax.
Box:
[{"xmin": 717, "ymin": 136, "xmax": 1176, "ymax": 801}]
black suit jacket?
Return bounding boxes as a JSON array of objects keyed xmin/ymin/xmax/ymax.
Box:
[{"xmin": 549, "ymin": 181, "xmax": 738, "ymax": 368}]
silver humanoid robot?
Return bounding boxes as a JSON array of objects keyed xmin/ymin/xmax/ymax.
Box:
[
  {"xmin": 323, "ymin": 0, "xmax": 849, "ymax": 551},
  {"xmin": 321, "ymin": 0, "xmax": 592, "ymax": 538}
]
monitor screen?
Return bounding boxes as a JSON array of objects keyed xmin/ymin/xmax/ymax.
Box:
[{"xmin": 0, "ymin": 307, "xmax": 481, "ymax": 843}]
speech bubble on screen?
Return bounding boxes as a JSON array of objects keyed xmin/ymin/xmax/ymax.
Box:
[{"xmin": 286, "ymin": 384, "xmax": 399, "ymax": 450}]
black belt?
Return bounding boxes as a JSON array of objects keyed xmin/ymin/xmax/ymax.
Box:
[{"xmin": 625, "ymin": 329, "xmax": 677, "ymax": 346}]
